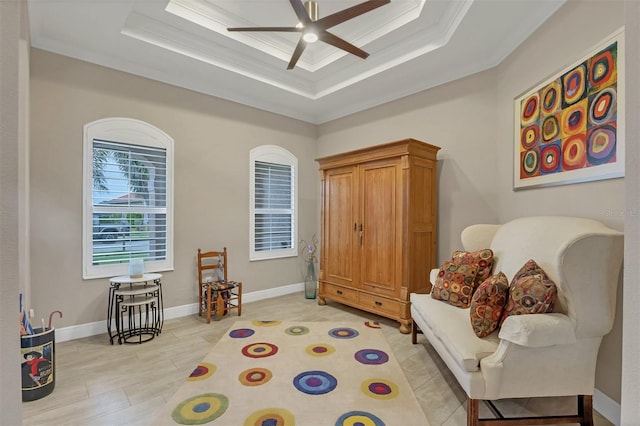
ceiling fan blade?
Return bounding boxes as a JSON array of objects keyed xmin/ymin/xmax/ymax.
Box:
[
  {"xmin": 316, "ymin": 0, "xmax": 390, "ymax": 30},
  {"xmin": 287, "ymin": 38, "xmax": 307, "ymax": 69},
  {"xmin": 228, "ymin": 27, "xmax": 301, "ymax": 32},
  {"xmin": 289, "ymin": 0, "xmax": 311, "ymax": 25},
  {"xmin": 319, "ymin": 31, "xmax": 369, "ymax": 59}
]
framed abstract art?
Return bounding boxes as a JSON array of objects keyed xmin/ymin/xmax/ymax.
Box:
[{"xmin": 513, "ymin": 28, "xmax": 624, "ymax": 190}]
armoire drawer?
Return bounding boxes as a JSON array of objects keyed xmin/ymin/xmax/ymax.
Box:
[
  {"xmin": 358, "ymin": 293, "xmax": 402, "ymax": 317},
  {"xmin": 320, "ymin": 282, "xmax": 358, "ymax": 303}
]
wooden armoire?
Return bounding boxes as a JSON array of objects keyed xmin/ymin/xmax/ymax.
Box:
[{"xmin": 316, "ymin": 139, "xmax": 440, "ymax": 333}]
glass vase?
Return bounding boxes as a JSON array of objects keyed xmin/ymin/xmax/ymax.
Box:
[{"xmin": 304, "ymin": 260, "xmax": 317, "ymax": 299}]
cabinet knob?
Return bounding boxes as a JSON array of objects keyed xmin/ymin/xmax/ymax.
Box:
[
  {"xmin": 337, "ymin": 290, "xmax": 343, "ymax": 295},
  {"xmin": 375, "ymin": 301, "xmax": 382, "ymax": 306}
]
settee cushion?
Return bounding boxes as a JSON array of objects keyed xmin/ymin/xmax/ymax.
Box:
[
  {"xmin": 431, "ymin": 261, "xmax": 478, "ymax": 308},
  {"xmin": 411, "ymin": 293, "xmax": 499, "ymax": 372},
  {"xmin": 500, "ymin": 259, "xmax": 557, "ymax": 325},
  {"xmin": 469, "ymin": 272, "xmax": 509, "ymax": 337},
  {"xmin": 452, "ymin": 248, "xmax": 494, "ymax": 290}
]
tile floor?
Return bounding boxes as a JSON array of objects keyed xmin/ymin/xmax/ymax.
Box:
[{"xmin": 21, "ymin": 293, "xmax": 612, "ymax": 425}]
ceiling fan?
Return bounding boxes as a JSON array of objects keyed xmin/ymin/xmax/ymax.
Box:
[{"xmin": 227, "ymin": 0, "xmax": 391, "ymax": 70}]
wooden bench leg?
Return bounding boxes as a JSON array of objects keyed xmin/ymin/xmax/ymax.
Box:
[
  {"xmin": 411, "ymin": 320, "xmax": 423, "ymax": 344},
  {"xmin": 467, "ymin": 399, "xmax": 479, "ymax": 426},
  {"xmin": 579, "ymin": 395, "xmax": 594, "ymax": 426}
]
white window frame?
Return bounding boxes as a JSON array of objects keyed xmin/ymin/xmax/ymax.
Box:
[
  {"xmin": 249, "ymin": 145, "xmax": 298, "ymax": 261},
  {"xmin": 82, "ymin": 117, "xmax": 174, "ymax": 279}
]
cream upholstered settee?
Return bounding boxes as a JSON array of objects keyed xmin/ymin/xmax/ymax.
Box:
[{"xmin": 410, "ymin": 216, "xmax": 623, "ymax": 426}]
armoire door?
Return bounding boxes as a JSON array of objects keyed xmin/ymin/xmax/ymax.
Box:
[
  {"xmin": 322, "ymin": 166, "xmax": 359, "ymax": 288},
  {"xmin": 358, "ymin": 159, "xmax": 401, "ymax": 297}
]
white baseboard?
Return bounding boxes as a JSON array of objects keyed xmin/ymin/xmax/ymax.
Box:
[
  {"xmin": 594, "ymin": 388, "xmax": 621, "ymax": 425},
  {"xmin": 54, "ymin": 282, "xmax": 304, "ymax": 343}
]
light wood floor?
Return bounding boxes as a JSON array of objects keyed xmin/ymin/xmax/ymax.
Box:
[{"xmin": 22, "ymin": 293, "xmax": 613, "ymax": 425}]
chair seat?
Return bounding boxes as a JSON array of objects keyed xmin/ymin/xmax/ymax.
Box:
[{"xmin": 206, "ymin": 280, "xmax": 239, "ymax": 291}]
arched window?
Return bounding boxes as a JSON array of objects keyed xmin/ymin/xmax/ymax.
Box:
[
  {"xmin": 249, "ymin": 145, "xmax": 298, "ymax": 260},
  {"xmin": 82, "ymin": 118, "xmax": 174, "ymax": 279}
]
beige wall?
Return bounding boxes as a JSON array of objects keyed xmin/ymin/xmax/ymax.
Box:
[
  {"xmin": 317, "ymin": 70, "xmax": 501, "ymax": 262},
  {"xmin": 29, "ymin": 49, "xmax": 318, "ymax": 327},
  {"xmin": 317, "ymin": 0, "xmax": 626, "ymax": 405},
  {"xmin": 1, "ymin": 0, "xmax": 27, "ymax": 422}
]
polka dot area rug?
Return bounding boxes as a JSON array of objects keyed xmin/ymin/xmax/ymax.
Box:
[{"xmin": 154, "ymin": 320, "xmax": 429, "ymax": 426}]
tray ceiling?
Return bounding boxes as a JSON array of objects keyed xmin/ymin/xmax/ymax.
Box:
[{"xmin": 28, "ymin": 0, "xmax": 565, "ymax": 124}]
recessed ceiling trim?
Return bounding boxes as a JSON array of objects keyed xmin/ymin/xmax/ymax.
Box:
[
  {"xmin": 122, "ymin": 0, "xmax": 473, "ymax": 101},
  {"xmin": 122, "ymin": 12, "xmax": 316, "ymax": 98},
  {"xmin": 303, "ymin": 0, "xmax": 427, "ymax": 71},
  {"xmin": 167, "ymin": 0, "xmax": 428, "ymax": 72},
  {"xmin": 166, "ymin": 0, "xmax": 316, "ymax": 71},
  {"xmin": 314, "ymin": 1, "xmax": 473, "ymax": 98}
]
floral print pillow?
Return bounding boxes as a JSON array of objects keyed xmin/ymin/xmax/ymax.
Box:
[
  {"xmin": 469, "ymin": 272, "xmax": 509, "ymax": 337},
  {"xmin": 431, "ymin": 261, "xmax": 479, "ymax": 308},
  {"xmin": 452, "ymin": 249, "xmax": 495, "ymax": 291},
  {"xmin": 500, "ymin": 259, "xmax": 557, "ymax": 326}
]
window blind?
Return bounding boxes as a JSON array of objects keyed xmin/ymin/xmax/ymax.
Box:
[{"xmin": 254, "ymin": 160, "xmax": 294, "ymax": 251}]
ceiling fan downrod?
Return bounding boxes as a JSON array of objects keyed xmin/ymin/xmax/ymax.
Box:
[{"xmin": 304, "ymin": 1, "xmax": 319, "ymax": 22}]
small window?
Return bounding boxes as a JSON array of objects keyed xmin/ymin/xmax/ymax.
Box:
[
  {"xmin": 83, "ymin": 118, "xmax": 174, "ymax": 279},
  {"xmin": 249, "ymin": 146, "xmax": 297, "ymax": 260}
]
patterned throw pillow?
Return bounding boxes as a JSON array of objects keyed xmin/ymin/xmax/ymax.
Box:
[
  {"xmin": 469, "ymin": 272, "xmax": 509, "ymax": 337},
  {"xmin": 452, "ymin": 249, "xmax": 495, "ymax": 291},
  {"xmin": 431, "ymin": 261, "xmax": 479, "ymax": 308},
  {"xmin": 500, "ymin": 259, "xmax": 557, "ymax": 325}
]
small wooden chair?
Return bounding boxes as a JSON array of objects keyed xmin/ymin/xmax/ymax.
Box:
[{"xmin": 197, "ymin": 247, "xmax": 242, "ymax": 323}]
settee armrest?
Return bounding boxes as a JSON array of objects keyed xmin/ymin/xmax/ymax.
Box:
[{"xmin": 498, "ymin": 313, "xmax": 576, "ymax": 347}]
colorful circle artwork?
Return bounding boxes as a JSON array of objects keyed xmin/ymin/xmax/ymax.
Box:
[
  {"xmin": 364, "ymin": 321, "xmax": 381, "ymax": 329},
  {"xmin": 285, "ymin": 325, "xmax": 310, "ymax": 336},
  {"xmin": 520, "ymin": 149, "xmax": 539, "ymax": 178},
  {"xmin": 589, "ymin": 47, "xmax": 616, "ymax": 89},
  {"xmin": 187, "ymin": 363, "xmax": 216, "ymax": 382},
  {"xmin": 335, "ymin": 411, "xmax": 385, "ymax": 426},
  {"xmin": 562, "ymin": 64, "xmax": 586, "ymax": 105},
  {"xmin": 241, "ymin": 342, "xmax": 279, "ymax": 358},
  {"xmin": 540, "ymin": 143, "xmax": 561, "ymax": 175},
  {"xmin": 562, "ymin": 134, "xmax": 587, "ymax": 170},
  {"xmin": 252, "ymin": 321, "xmax": 281, "ymax": 327},
  {"xmin": 354, "ymin": 349, "xmax": 389, "ymax": 365},
  {"xmin": 541, "ymin": 81, "xmax": 561, "ymax": 114},
  {"xmin": 243, "ymin": 408, "xmax": 295, "ymax": 426},
  {"xmin": 541, "ymin": 115, "xmax": 559, "ymax": 142},
  {"xmin": 520, "ymin": 93, "xmax": 539, "ymax": 126},
  {"xmin": 520, "ymin": 124, "xmax": 540, "ymax": 149},
  {"xmin": 171, "ymin": 393, "xmax": 229, "ymax": 425},
  {"xmin": 229, "ymin": 328, "xmax": 255, "ymax": 338},
  {"xmin": 293, "ymin": 370, "xmax": 338, "ymax": 395},
  {"xmin": 306, "ymin": 343, "xmax": 336, "ymax": 357},
  {"xmin": 328, "ymin": 327, "xmax": 359, "ymax": 339},
  {"xmin": 589, "ymin": 87, "xmax": 616, "ymax": 126},
  {"xmin": 561, "ymin": 101, "xmax": 586, "ymax": 136},
  {"xmin": 361, "ymin": 378, "xmax": 399, "ymax": 400},
  {"xmin": 238, "ymin": 367, "xmax": 273, "ymax": 386},
  {"xmin": 587, "ymin": 124, "xmax": 616, "ymax": 166}
]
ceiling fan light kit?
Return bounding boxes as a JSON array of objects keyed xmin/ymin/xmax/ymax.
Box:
[
  {"xmin": 227, "ymin": 0, "xmax": 391, "ymax": 70},
  {"xmin": 303, "ymin": 31, "xmax": 319, "ymax": 43}
]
